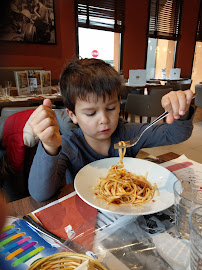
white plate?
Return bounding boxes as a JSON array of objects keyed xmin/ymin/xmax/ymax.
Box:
[{"xmin": 74, "ymin": 157, "xmax": 177, "ymax": 215}]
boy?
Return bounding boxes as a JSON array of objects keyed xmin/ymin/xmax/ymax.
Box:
[{"xmin": 29, "ymin": 58, "xmax": 194, "ymax": 202}]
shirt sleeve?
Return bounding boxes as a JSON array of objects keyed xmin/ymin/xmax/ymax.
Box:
[
  {"xmin": 28, "ymin": 141, "xmax": 69, "ymax": 202},
  {"xmin": 115, "ymin": 106, "xmax": 195, "ymax": 157},
  {"xmin": 139, "ymin": 105, "xmax": 195, "ymax": 149}
]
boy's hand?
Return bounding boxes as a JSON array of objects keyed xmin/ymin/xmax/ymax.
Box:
[
  {"xmin": 161, "ymin": 90, "xmax": 193, "ymax": 124},
  {"xmin": 30, "ymin": 99, "xmax": 62, "ymax": 155}
]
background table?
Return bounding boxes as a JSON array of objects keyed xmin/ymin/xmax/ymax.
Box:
[{"xmin": 0, "ymin": 94, "xmax": 63, "ymax": 115}]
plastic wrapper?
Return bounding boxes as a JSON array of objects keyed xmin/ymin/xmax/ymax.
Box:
[
  {"xmin": 66, "ymin": 207, "xmax": 190, "ymax": 270},
  {"xmin": 1, "ymin": 201, "xmax": 190, "ymax": 269}
]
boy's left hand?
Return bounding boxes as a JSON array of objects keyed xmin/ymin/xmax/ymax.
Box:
[{"xmin": 161, "ymin": 90, "xmax": 193, "ymax": 124}]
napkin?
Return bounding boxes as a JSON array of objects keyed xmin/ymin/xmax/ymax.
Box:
[
  {"xmin": 32, "ymin": 192, "xmax": 98, "ymax": 250},
  {"xmin": 75, "ymin": 260, "xmax": 94, "ymax": 270}
]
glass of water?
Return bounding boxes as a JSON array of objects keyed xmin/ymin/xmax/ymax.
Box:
[
  {"xmin": 174, "ymin": 180, "xmax": 202, "ymax": 240},
  {"xmin": 189, "ymin": 207, "xmax": 202, "ymax": 270}
]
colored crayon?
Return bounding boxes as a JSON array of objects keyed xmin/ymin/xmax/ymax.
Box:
[
  {"xmin": 6, "ymin": 242, "xmax": 37, "ymax": 260},
  {"xmin": 12, "ymin": 246, "xmax": 44, "ymax": 267},
  {"xmin": 0, "ymin": 236, "xmax": 31, "ymax": 254},
  {"xmin": 0, "ymin": 233, "xmax": 25, "ymax": 247}
]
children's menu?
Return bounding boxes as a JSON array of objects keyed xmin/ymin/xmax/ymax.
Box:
[{"xmin": 0, "ymin": 192, "xmax": 98, "ymax": 269}]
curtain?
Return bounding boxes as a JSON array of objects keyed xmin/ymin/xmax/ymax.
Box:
[
  {"xmin": 196, "ymin": 1, "xmax": 202, "ymax": 41},
  {"xmin": 75, "ymin": 0, "xmax": 125, "ymax": 33},
  {"xmin": 148, "ymin": 0, "xmax": 183, "ymax": 40}
]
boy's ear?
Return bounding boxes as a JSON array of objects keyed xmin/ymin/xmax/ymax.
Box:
[{"xmin": 66, "ymin": 108, "xmax": 78, "ymax": 124}]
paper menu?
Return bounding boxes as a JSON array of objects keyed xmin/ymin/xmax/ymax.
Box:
[
  {"xmin": 161, "ymin": 154, "xmax": 202, "ymax": 185},
  {"xmin": 40, "ymin": 70, "xmax": 51, "ymax": 94},
  {"xmin": 0, "ymin": 192, "xmax": 98, "ymax": 270},
  {"xmin": 161, "ymin": 154, "xmax": 202, "ymax": 202},
  {"xmin": 14, "ymin": 71, "xmax": 30, "ymax": 96},
  {"xmin": 0, "ymin": 217, "xmax": 58, "ymax": 270}
]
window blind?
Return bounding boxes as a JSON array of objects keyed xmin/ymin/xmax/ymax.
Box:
[
  {"xmin": 75, "ymin": 0, "xmax": 125, "ymax": 33},
  {"xmin": 148, "ymin": 0, "xmax": 182, "ymax": 40},
  {"xmin": 196, "ymin": 1, "xmax": 202, "ymax": 41}
]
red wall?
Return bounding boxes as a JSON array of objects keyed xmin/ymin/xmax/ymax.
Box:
[
  {"xmin": 123, "ymin": 0, "xmax": 149, "ymax": 79},
  {"xmin": 0, "ymin": 0, "xmax": 76, "ymax": 80},
  {"xmin": 175, "ymin": 0, "xmax": 200, "ymax": 77},
  {"xmin": 0, "ymin": 0, "xmax": 200, "ymax": 80}
]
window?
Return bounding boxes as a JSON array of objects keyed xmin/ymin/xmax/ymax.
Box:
[
  {"xmin": 191, "ymin": 1, "xmax": 202, "ymax": 91},
  {"xmin": 146, "ymin": 0, "xmax": 182, "ymax": 80},
  {"xmin": 75, "ymin": 0, "xmax": 125, "ymax": 72}
]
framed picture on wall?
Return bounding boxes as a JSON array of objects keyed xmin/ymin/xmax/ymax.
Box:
[{"xmin": 0, "ymin": 0, "xmax": 56, "ymax": 44}]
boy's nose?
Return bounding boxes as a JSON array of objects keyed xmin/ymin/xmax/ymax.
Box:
[{"xmin": 100, "ymin": 112, "xmax": 109, "ymax": 124}]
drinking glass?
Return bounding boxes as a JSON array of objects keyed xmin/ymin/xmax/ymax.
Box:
[
  {"xmin": 0, "ymin": 86, "xmax": 6, "ymax": 99},
  {"xmin": 189, "ymin": 207, "xmax": 202, "ymax": 270},
  {"xmin": 56, "ymin": 83, "xmax": 61, "ymax": 95},
  {"xmin": 4, "ymin": 80, "xmax": 12, "ymax": 96},
  {"xmin": 173, "ymin": 180, "xmax": 202, "ymax": 239}
]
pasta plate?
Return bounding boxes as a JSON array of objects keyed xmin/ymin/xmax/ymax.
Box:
[{"xmin": 74, "ymin": 157, "xmax": 177, "ymax": 215}]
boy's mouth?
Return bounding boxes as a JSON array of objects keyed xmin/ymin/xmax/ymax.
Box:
[{"xmin": 100, "ymin": 129, "xmax": 110, "ymax": 134}]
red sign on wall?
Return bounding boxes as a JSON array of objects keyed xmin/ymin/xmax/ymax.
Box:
[{"xmin": 91, "ymin": 50, "xmax": 99, "ymax": 58}]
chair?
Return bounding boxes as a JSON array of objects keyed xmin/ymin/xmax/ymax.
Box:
[
  {"xmin": 177, "ymin": 82, "xmax": 191, "ymax": 90},
  {"xmin": 125, "ymin": 93, "xmax": 167, "ymax": 123},
  {"xmin": 128, "ymin": 69, "xmax": 146, "ymax": 86},
  {"xmin": 195, "ymin": 84, "xmax": 202, "ymax": 108},
  {"xmin": 166, "ymin": 80, "xmax": 191, "ymax": 91},
  {"xmin": 120, "ymin": 85, "xmax": 145, "ymax": 119},
  {"xmin": 148, "ymin": 86, "xmax": 173, "ymax": 95},
  {"xmin": 0, "ymin": 107, "xmax": 77, "ymax": 202},
  {"xmin": 147, "ymin": 79, "xmax": 161, "ymax": 84},
  {"xmin": 165, "ymin": 81, "xmax": 179, "ymax": 90}
]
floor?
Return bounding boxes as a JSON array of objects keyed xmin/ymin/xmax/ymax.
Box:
[{"xmin": 128, "ymin": 106, "xmax": 202, "ymax": 164}]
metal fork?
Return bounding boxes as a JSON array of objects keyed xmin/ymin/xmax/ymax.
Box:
[
  {"xmin": 114, "ymin": 111, "xmax": 169, "ymax": 149},
  {"xmin": 114, "ymin": 93, "xmax": 196, "ymax": 149}
]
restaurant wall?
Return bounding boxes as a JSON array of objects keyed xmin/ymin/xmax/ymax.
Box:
[
  {"xmin": 0, "ymin": 0, "xmax": 200, "ymax": 81},
  {"xmin": 122, "ymin": 0, "xmax": 149, "ymax": 79},
  {"xmin": 0, "ymin": 0, "xmax": 76, "ymax": 81},
  {"xmin": 175, "ymin": 0, "xmax": 200, "ymax": 78},
  {"xmin": 123, "ymin": 0, "xmax": 201, "ymax": 80}
]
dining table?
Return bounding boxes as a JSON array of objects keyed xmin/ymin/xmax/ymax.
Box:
[
  {"xmin": 149, "ymin": 78, "xmax": 190, "ymax": 85},
  {"xmin": 5, "ymin": 150, "xmax": 193, "ymax": 270},
  {"xmin": 0, "ymin": 88, "xmax": 63, "ymax": 115},
  {"xmin": 7, "ymin": 150, "xmax": 179, "ymax": 217}
]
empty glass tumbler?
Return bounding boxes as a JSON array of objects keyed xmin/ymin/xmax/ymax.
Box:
[{"xmin": 4, "ymin": 80, "xmax": 12, "ymax": 96}]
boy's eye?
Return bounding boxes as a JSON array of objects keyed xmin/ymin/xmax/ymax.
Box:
[
  {"xmin": 86, "ymin": 112, "xmax": 96, "ymax": 116},
  {"xmin": 107, "ymin": 107, "xmax": 115, "ymax": 111}
]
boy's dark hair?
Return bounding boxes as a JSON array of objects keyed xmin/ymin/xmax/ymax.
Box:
[{"xmin": 60, "ymin": 58, "xmax": 123, "ymax": 113}]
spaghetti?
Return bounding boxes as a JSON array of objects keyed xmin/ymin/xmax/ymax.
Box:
[{"xmin": 94, "ymin": 141, "xmax": 157, "ymax": 206}]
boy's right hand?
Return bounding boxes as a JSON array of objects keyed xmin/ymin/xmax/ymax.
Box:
[{"xmin": 30, "ymin": 99, "xmax": 62, "ymax": 155}]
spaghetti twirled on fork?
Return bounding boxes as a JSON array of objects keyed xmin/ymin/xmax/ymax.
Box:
[{"xmin": 94, "ymin": 141, "xmax": 157, "ymax": 206}]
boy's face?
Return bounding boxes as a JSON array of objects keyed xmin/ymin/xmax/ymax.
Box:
[{"xmin": 67, "ymin": 92, "xmax": 120, "ymax": 150}]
